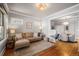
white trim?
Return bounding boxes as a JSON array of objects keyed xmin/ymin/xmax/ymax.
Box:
[
  {"xmin": 9, "ymin": 10, "xmax": 40, "ymax": 20},
  {"xmin": 0, "ymin": 5, "xmax": 7, "ymax": 56},
  {"xmin": 3, "ymin": 3, "xmax": 40, "ymax": 20},
  {"xmin": 0, "ymin": 7, "xmax": 6, "ymax": 14},
  {"xmin": 3, "ymin": 3, "xmax": 79, "ymax": 20},
  {"xmin": 3, "ymin": 3, "xmax": 9, "ymax": 13},
  {"xmin": 49, "ymin": 10, "xmax": 79, "ymax": 20},
  {"xmin": 0, "ymin": 47, "xmax": 5, "ymax": 56},
  {"xmin": 44, "ymin": 4, "xmax": 79, "ymax": 20},
  {"xmin": 0, "ymin": 38, "xmax": 7, "ymax": 56}
]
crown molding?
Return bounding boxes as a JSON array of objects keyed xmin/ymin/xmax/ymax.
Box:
[
  {"xmin": 9, "ymin": 10, "xmax": 40, "ymax": 20},
  {"xmin": 3, "ymin": 3, "xmax": 9, "ymax": 13},
  {"xmin": 44, "ymin": 4, "xmax": 79, "ymax": 20},
  {"xmin": 3, "ymin": 3, "xmax": 79, "ymax": 20},
  {"xmin": 3, "ymin": 3, "xmax": 41, "ymax": 20},
  {"xmin": 0, "ymin": 4, "xmax": 8, "ymax": 14}
]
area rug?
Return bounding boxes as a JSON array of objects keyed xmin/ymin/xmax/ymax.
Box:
[{"xmin": 13, "ymin": 40, "xmax": 53, "ymax": 56}]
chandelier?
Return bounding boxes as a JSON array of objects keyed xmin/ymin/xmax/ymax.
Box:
[{"xmin": 35, "ymin": 3, "xmax": 48, "ymax": 11}]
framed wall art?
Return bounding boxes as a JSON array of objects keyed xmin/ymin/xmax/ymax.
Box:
[{"xmin": 26, "ymin": 22, "xmax": 32, "ymax": 29}]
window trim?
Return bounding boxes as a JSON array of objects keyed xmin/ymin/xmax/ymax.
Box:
[{"xmin": 0, "ymin": 9, "xmax": 4, "ymax": 41}]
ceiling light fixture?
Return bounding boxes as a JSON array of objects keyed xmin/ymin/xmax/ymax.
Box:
[{"xmin": 35, "ymin": 3, "xmax": 48, "ymax": 11}]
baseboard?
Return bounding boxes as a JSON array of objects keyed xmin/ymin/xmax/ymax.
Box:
[{"xmin": 0, "ymin": 47, "xmax": 5, "ymax": 56}]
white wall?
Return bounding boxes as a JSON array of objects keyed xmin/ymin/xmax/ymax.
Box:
[
  {"xmin": 55, "ymin": 25, "xmax": 68, "ymax": 41},
  {"xmin": 42, "ymin": 19, "xmax": 48, "ymax": 36},
  {"xmin": 75, "ymin": 17, "xmax": 79, "ymax": 51},
  {"xmin": 43, "ymin": 18, "xmax": 77, "ymax": 41},
  {"xmin": 42, "ymin": 4, "xmax": 79, "ymax": 41},
  {"xmin": 75, "ymin": 17, "xmax": 79, "ymax": 40},
  {"xmin": 55, "ymin": 25, "xmax": 64, "ymax": 34},
  {"xmin": 8, "ymin": 13, "xmax": 41, "ymax": 33}
]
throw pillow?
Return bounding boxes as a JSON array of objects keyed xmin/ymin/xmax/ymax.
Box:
[
  {"xmin": 16, "ymin": 33, "xmax": 22, "ymax": 39},
  {"xmin": 34, "ymin": 33, "xmax": 38, "ymax": 37}
]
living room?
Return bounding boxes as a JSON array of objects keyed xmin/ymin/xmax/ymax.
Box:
[{"xmin": 0, "ymin": 3, "xmax": 79, "ymax": 56}]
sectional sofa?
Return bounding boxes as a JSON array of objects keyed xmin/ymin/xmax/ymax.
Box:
[{"xmin": 15, "ymin": 32, "xmax": 43, "ymax": 50}]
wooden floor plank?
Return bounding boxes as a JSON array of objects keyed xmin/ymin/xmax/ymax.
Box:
[
  {"xmin": 35, "ymin": 41, "xmax": 79, "ymax": 56},
  {"xmin": 4, "ymin": 41, "xmax": 79, "ymax": 56}
]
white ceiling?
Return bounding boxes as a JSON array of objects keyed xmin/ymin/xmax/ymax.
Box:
[{"xmin": 7, "ymin": 3, "xmax": 77, "ymax": 19}]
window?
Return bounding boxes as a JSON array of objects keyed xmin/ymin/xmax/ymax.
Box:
[{"xmin": 0, "ymin": 10, "xmax": 4, "ymax": 41}]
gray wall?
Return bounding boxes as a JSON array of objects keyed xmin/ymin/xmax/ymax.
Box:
[{"xmin": 8, "ymin": 13, "xmax": 41, "ymax": 33}]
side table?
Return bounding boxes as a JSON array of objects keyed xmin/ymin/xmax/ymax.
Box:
[{"xmin": 6, "ymin": 36, "xmax": 15, "ymax": 49}]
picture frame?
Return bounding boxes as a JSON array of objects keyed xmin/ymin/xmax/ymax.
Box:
[{"xmin": 26, "ymin": 22, "xmax": 32, "ymax": 29}]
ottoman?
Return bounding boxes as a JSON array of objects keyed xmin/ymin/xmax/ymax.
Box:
[
  {"xmin": 15, "ymin": 39, "xmax": 30, "ymax": 50},
  {"xmin": 28, "ymin": 37, "xmax": 42, "ymax": 43}
]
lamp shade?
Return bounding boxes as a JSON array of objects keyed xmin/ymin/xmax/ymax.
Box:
[{"xmin": 10, "ymin": 29, "xmax": 15, "ymax": 34}]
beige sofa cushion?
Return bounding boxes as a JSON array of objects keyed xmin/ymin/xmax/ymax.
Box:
[
  {"xmin": 16, "ymin": 33, "xmax": 22, "ymax": 38},
  {"xmin": 15, "ymin": 33, "xmax": 22, "ymax": 41},
  {"xmin": 33, "ymin": 33, "xmax": 38, "ymax": 37},
  {"xmin": 28, "ymin": 37, "xmax": 42, "ymax": 43},
  {"xmin": 22, "ymin": 32, "xmax": 33, "ymax": 38},
  {"xmin": 15, "ymin": 39, "xmax": 30, "ymax": 49}
]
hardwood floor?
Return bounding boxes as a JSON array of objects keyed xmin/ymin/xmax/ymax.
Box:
[
  {"xmin": 4, "ymin": 41, "xmax": 79, "ymax": 56},
  {"xmin": 35, "ymin": 41, "xmax": 79, "ymax": 56}
]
